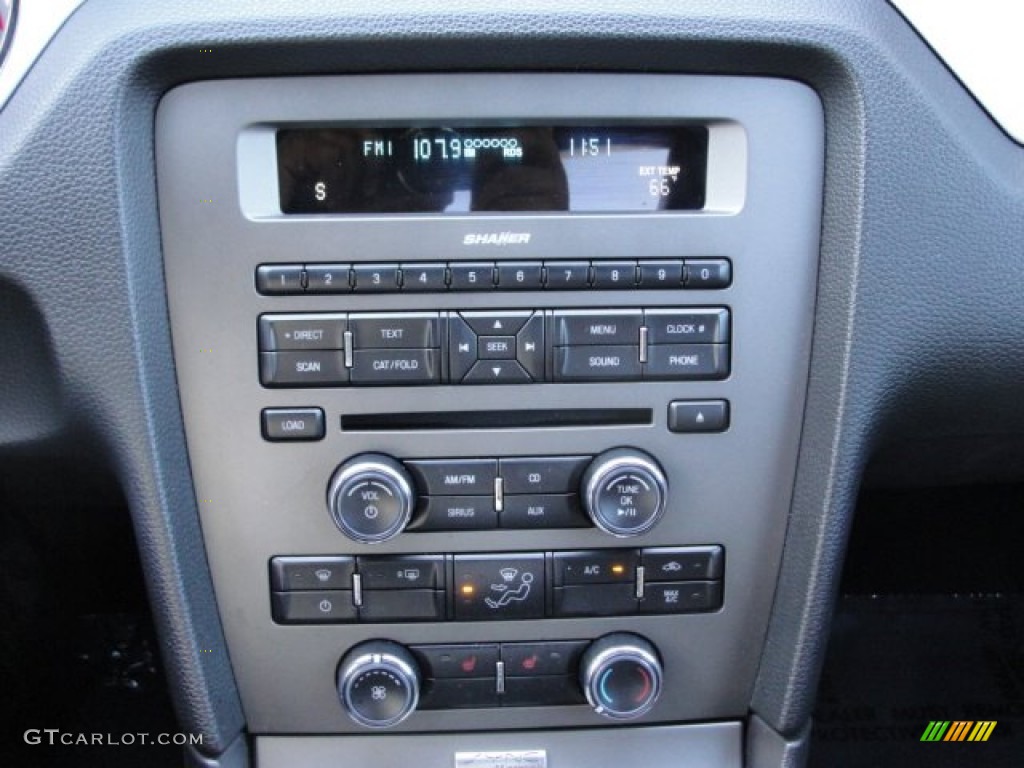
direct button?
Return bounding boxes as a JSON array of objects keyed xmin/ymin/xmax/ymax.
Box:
[
  {"xmin": 405, "ymin": 459, "xmax": 497, "ymax": 496},
  {"xmin": 553, "ymin": 309, "xmax": 642, "ymax": 346},
  {"xmin": 261, "ymin": 408, "xmax": 325, "ymax": 441},
  {"xmin": 259, "ymin": 314, "xmax": 347, "ymax": 351},
  {"xmin": 349, "ymin": 312, "xmax": 440, "ymax": 350},
  {"xmin": 644, "ymin": 308, "xmax": 730, "ymax": 344}
]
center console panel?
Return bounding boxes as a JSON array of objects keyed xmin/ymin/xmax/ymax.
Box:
[{"xmin": 156, "ymin": 74, "xmax": 823, "ymax": 737}]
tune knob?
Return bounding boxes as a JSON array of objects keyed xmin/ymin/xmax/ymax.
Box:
[
  {"xmin": 327, "ymin": 454, "xmax": 416, "ymax": 543},
  {"xmin": 579, "ymin": 633, "xmax": 663, "ymax": 720},
  {"xmin": 581, "ymin": 448, "xmax": 668, "ymax": 537},
  {"xmin": 337, "ymin": 640, "xmax": 421, "ymax": 728}
]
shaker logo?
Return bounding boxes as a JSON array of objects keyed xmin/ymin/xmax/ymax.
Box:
[{"xmin": 463, "ymin": 232, "xmax": 531, "ymax": 246}]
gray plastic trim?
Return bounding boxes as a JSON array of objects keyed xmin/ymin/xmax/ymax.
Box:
[
  {"xmin": 255, "ymin": 723, "xmax": 742, "ymax": 768},
  {"xmin": 0, "ymin": 0, "xmax": 84, "ymax": 112}
]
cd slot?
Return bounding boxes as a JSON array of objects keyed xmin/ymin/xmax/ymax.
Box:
[{"xmin": 341, "ymin": 409, "xmax": 652, "ymax": 432}]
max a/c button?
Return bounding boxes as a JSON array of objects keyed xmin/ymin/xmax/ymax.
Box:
[{"xmin": 262, "ymin": 408, "xmax": 325, "ymax": 441}]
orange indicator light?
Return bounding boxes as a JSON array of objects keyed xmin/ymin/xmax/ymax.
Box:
[
  {"xmin": 461, "ymin": 584, "xmax": 475, "ymax": 596},
  {"xmin": 611, "ymin": 564, "xmax": 625, "ymax": 575}
]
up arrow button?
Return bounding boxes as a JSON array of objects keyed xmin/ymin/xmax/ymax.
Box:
[{"xmin": 667, "ymin": 400, "xmax": 729, "ymax": 433}]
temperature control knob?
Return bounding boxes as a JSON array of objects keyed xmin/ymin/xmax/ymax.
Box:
[
  {"xmin": 581, "ymin": 448, "xmax": 668, "ymax": 537},
  {"xmin": 337, "ymin": 640, "xmax": 421, "ymax": 728},
  {"xmin": 579, "ymin": 633, "xmax": 663, "ymax": 720},
  {"xmin": 327, "ymin": 454, "xmax": 416, "ymax": 543}
]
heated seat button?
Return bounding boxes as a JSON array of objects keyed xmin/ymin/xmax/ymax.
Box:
[
  {"xmin": 500, "ymin": 495, "xmax": 588, "ymax": 529},
  {"xmin": 453, "ymin": 554, "xmax": 545, "ymax": 621},
  {"xmin": 259, "ymin": 351, "xmax": 348, "ymax": 386},
  {"xmin": 644, "ymin": 344, "xmax": 729, "ymax": 380},
  {"xmin": 553, "ymin": 309, "xmax": 642, "ymax": 346},
  {"xmin": 641, "ymin": 546, "xmax": 724, "ymax": 580},
  {"xmin": 640, "ymin": 581, "xmax": 722, "ymax": 613},
  {"xmin": 411, "ymin": 644, "xmax": 500, "ymax": 679},
  {"xmin": 349, "ymin": 312, "xmax": 440, "ymax": 350},
  {"xmin": 357, "ymin": 555, "xmax": 445, "ymax": 590},
  {"xmin": 256, "ymin": 264, "xmax": 304, "ymax": 295},
  {"xmin": 350, "ymin": 349, "xmax": 440, "ymax": 385},
  {"xmin": 502, "ymin": 676, "xmax": 586, "ymax": 707},
  {"xmin": 553, "ymin": 345, "xmax": 641, "ymax": 382},
  {"xmin": 419, "ymin": 678, "xmax": 499, "ymax": 709},
  {"xmin": 358, "ymin": 590, "xmax": 445, "ymax": 622},
  {"xmin": 270, "ymin": 556, "xmax": 355, "ymax": 591},
  {"xmin": 501, "ymin": 641, "xmax": 588, "ymax": 677},
  {"xmin": 405, "ymin": 459, "xmax": 497, "ymax": 496},
  {"xmin": 552, "ymin": 584, "xmax": 637, "ymax": 617},
  {"xmin": 271, "ymin": 591, "xmax": 357, "ymax": 623},
  {"xmin": 644, "ymin": 308, "xmax": 730, "ymax": 344},
  {"xmin": 499, "ymin": 456, "xmax": 590, "ymax": 494},
  {"xmin": 553, "ymin": 550, "xmax": 639, "ymax": 586},
  {"xmin": 411, "ymin": 497, "xmax": 497, "ymax": 531},
  {"xmin": 259, "ymin": 313, "xmax": 347, "ymax": 351},
  {"xmin": 352, "ymin": 264, "xmax": 401, "ymax": 292},
  {"xmin": 261, "ymin": 408, "xmax": 325, "ymax": 441}
]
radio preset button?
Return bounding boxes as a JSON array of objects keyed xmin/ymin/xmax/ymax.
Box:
[
  {"xmin": 543, "ymin": 260, "xmax": 591, "ymax": 289},
  {"xmin": 644, "ymin": 344, "xmax": 729, "ymax": 380},
  {"xmin": 261, "ymin": 408, "xmax": 326, "ymax": 441},
  {"xmin": 401, "ymin": 263, "xmax": 448, "ymax": 292},
  {"xmin": 259, "ymin": 350, "xmax": 348, "ymax": 386},
  {"xmin": 258, "ymin": 313, "xmax": 347, "ymax": 351},
  {"xmin": 305, "ymin": 264, "xmax": 352, "ymax": 293},
  {"xmin": 350, "ymin": 349, "xmax": 440, "ymax": 385},
  {"xmin": 405, "ymin": 459, "xmax": 498, "ymax": 496},
  {"xmin": 553, "ymin": 345, "xmax": 642, "ymax": 382},
  {"xmin": 256, "ymin": 264, "xmax": 304, "ymax": 295},
  {"xmin": 553, "ymin": 309, "xmax": 642, "ymax": 346},
  {"xmin": 637, "ymin": 260, "xmax": 684, "ymax": 288},
  {"xmin": 449, "ymin": 262, "xmax": 496, "ymax": 291},
  {"xmin": 352, "ymin": 263, "xmax": 401, "ymax": 292},
  {"xmin": 496, "ymin": 262, "xmax": 544, "ymax": 290},
  {"xmin": 684, "ymin": 258, "xmax": 732, "ymax": 289},
  {"xmin": 591, "ymin": 261, "xmax": 638, "ymax": 289}
]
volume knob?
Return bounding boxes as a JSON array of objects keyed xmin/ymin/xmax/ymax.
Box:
[
  {"xmin": 337, "ymin": 640, "xmax": 421, "ymax": 728},
  {"xmin": 327, "ymin": 454, "xmax": 416, "ymax": 543}
]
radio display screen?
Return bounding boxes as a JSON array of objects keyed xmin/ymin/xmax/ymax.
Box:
[{"xmin": 276, "ymin": 125, "xmax": 708, "ymax": 214}]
